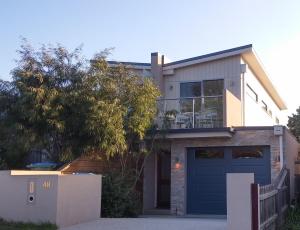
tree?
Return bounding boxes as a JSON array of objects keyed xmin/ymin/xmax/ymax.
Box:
[
  {"xmin": 0, "ymin": 41, "xmax": 160, "ymax": 216},
  {"xmin": 287, "ymin": 107, "xmax": 300, "ymax": 141},
  {"xmin": 0, "ymin": 40, "xmax": 160, "ymax": 166}
]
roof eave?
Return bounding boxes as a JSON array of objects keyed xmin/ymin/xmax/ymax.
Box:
[
  {"xmin": 107, "ymin": 61, "xmax": 151, "ymax": 70},
  {"xmin": 163, "ymin": 44, "xmax": 253, "ymax": 70}
]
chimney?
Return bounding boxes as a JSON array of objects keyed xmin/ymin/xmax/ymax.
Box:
[{"xmin": 151, "ymin": 52, "xmax": 165, "ymax": 96}]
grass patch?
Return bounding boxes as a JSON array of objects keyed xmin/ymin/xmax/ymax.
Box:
[
  {"xmin": 282, "ymin": 207, "xmax": 300, "ymax": 230},
  {"xmin": 0, "ymin": 219, "xmax": 57, "ymax": 230}
]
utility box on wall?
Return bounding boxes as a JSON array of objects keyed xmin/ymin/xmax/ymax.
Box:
[{"xmin": 0, "ymin": 171, "xmax": 102, "ymax": 228}]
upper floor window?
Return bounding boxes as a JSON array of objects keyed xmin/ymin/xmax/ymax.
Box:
[
  {"xmin": 180, "ymin": 79, "xmax": 224, "ymax": 98},
  {"xmin": 246, "ymin": 84, "xmax": 258, "ymax": 102},
  {"xmin": 262, "ymin": 100, "xmax": 268, "ymax": 111},
  {"xmin": 203, "ymin": 80, "xmax": 224, "ymax": 96},
  {"xmin": 180, "ymin": 82, "xmax": 201, "ymax": 97}
]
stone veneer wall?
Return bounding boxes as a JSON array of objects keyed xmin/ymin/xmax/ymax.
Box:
[{"xmin": 170, "ymin": 128, "xmax": 281, "ymax": 215}]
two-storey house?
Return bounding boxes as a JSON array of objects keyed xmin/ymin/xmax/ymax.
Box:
[{"xmin": 109, "ymin": 45, "xmax": 298, "ymax": 216}]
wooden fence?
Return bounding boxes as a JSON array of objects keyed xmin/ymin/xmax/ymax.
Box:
[{"xmin": 252, "ymin": 167, "xmax": 290, "ymax": 230}]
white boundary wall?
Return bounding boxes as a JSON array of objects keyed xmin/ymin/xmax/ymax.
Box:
[{"xmin": 0, "ymin": 171, "xmax": 102, "ymax": 227}]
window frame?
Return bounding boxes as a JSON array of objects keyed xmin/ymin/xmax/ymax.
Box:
[
  {"xmin": 246, "ymin": 84, "xmax": 258, "ymax": 102},
  {"xmin": 179, "ymin": 79, "xmax": 224, "ymax": 98},
  {"xmin": 203, "ymin": 79, "xmax": 224, "ymax": 97},
  {"xmin": 180, "ymin": 81, "xmax": 202, "ymax": 98},
  {"xmin": 261, "ymin": 100, "xmax": 268, "ymax": 112}
]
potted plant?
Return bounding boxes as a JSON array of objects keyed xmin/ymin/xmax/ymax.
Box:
[
  {"xmin": 162, "ymin": 110, "xmax": 178, "ymax": 129},
  {"xmin": 164, "ymin": 109, "xmax": 178, "ymax": 120}
]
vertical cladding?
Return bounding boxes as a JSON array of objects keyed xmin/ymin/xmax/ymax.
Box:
[
  {"xmin": 163, "ymin": 56, "xmax": 242, "ymax": 101},
  {"xmin": 170, "ymin": 129, "xmax": 281, "ymax": 215}
]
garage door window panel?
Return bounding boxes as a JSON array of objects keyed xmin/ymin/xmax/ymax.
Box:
[
  {"xmin": 232, "ymin": 146, "xmax": 264, "ymax": 159},
  {"xmin": 194, "ymin": 148, "xmax": 224, "ymax": 159}
]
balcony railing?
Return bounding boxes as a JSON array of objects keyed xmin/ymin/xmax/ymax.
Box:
[{"xmin": 155, "ymin": 96, "xmax": 223, "ymax": 130}]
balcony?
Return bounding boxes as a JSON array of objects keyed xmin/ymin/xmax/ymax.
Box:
[{"xmin": 155, "ymin": 96, "xmax": 224, "ymax": 130}]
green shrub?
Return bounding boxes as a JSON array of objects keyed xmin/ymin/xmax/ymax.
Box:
[
  {"xmin": 101, "ymin": 171, "xmax": 141, "ymax": 217},
  {"xmin": 282, "ymin": 207, "xmax": 300, "ymax": 230},
  {"xmin": 0, "ymin": 158, "xmax": 7, "ymax": 170}
]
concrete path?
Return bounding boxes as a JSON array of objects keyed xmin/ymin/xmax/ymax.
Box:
[{"xmin": 60, "ymin": 217, "xmax": 227, "ymax": 230}]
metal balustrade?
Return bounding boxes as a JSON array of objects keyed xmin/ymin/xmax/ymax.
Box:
[{"xmin": 155, "ymin": 96, "xmax": 223, "ymax": 129}]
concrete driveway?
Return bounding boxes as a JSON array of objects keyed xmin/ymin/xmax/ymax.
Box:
[{"xmin": 60, "ymin": 217, "xmax": 227, "ymax": 230}]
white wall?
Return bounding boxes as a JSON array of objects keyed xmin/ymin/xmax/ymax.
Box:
[{"xmin": 243, "ymin": 59, "xmax": 284, "ymax": 126}]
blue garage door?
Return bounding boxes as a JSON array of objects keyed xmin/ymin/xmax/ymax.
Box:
[{"xmin": 187, "ymin": 146, "xmax": 271, "ymax": 215}]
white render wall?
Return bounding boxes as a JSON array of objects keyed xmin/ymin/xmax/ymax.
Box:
[{"xmin": 243, "ymin": 58, "xmax": 283, "ymax": 126}]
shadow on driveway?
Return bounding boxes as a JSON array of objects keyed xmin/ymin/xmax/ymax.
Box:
[{"xmin": 60, "ymin": 217, "xmax": 227, "ymax": 230}]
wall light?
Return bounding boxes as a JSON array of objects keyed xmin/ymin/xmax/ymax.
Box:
[{"xmin": 175, "ymin": 157, "xmax": 181, "ymax": 169}]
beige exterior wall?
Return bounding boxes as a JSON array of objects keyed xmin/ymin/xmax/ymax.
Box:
[
  {"xmin": 0, "ymin": 171, "xmax": 101, "ymax": 227},
  {"xmin": 56, "ymin": 175, "xmax": 102, "ymax": 227},
  {"xmin": 0, "ymin": 171, "xmax": 58, "ymax": 224},
  {"xmin": 242, "ymin": 59, "xmax": 283, "ymax": 126},
  {"xmin": 227, "ymin": 173, "xmax": 254, "ymax": 230},
  {"xmin": 224, "ymin": 89, "xmax": 242, "ymax": 127},
  {"xmin": 170, "ymin": 128, "xmax": 281, "ymax": 215}
]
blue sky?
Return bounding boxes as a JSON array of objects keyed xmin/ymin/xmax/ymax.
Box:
[{"xmin": 1, "ymin": 0, "xmax": 300, "ymax": 116}]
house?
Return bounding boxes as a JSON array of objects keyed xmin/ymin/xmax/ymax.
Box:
[{"xmin": 108, "ymin": 45, "xmax": 298, "ymax": 216}]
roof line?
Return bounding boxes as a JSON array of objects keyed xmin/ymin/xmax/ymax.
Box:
[
  {"xmin": 164, "ymin": 44, "xmax": 252, "ymax": 67},
  {"xmin": 107, "ymin": 61, "xmax": 151, "ymax": 67},
  {"xmin": 162, "ymin": 127, "xmax": 234, "ymax": 134}
]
